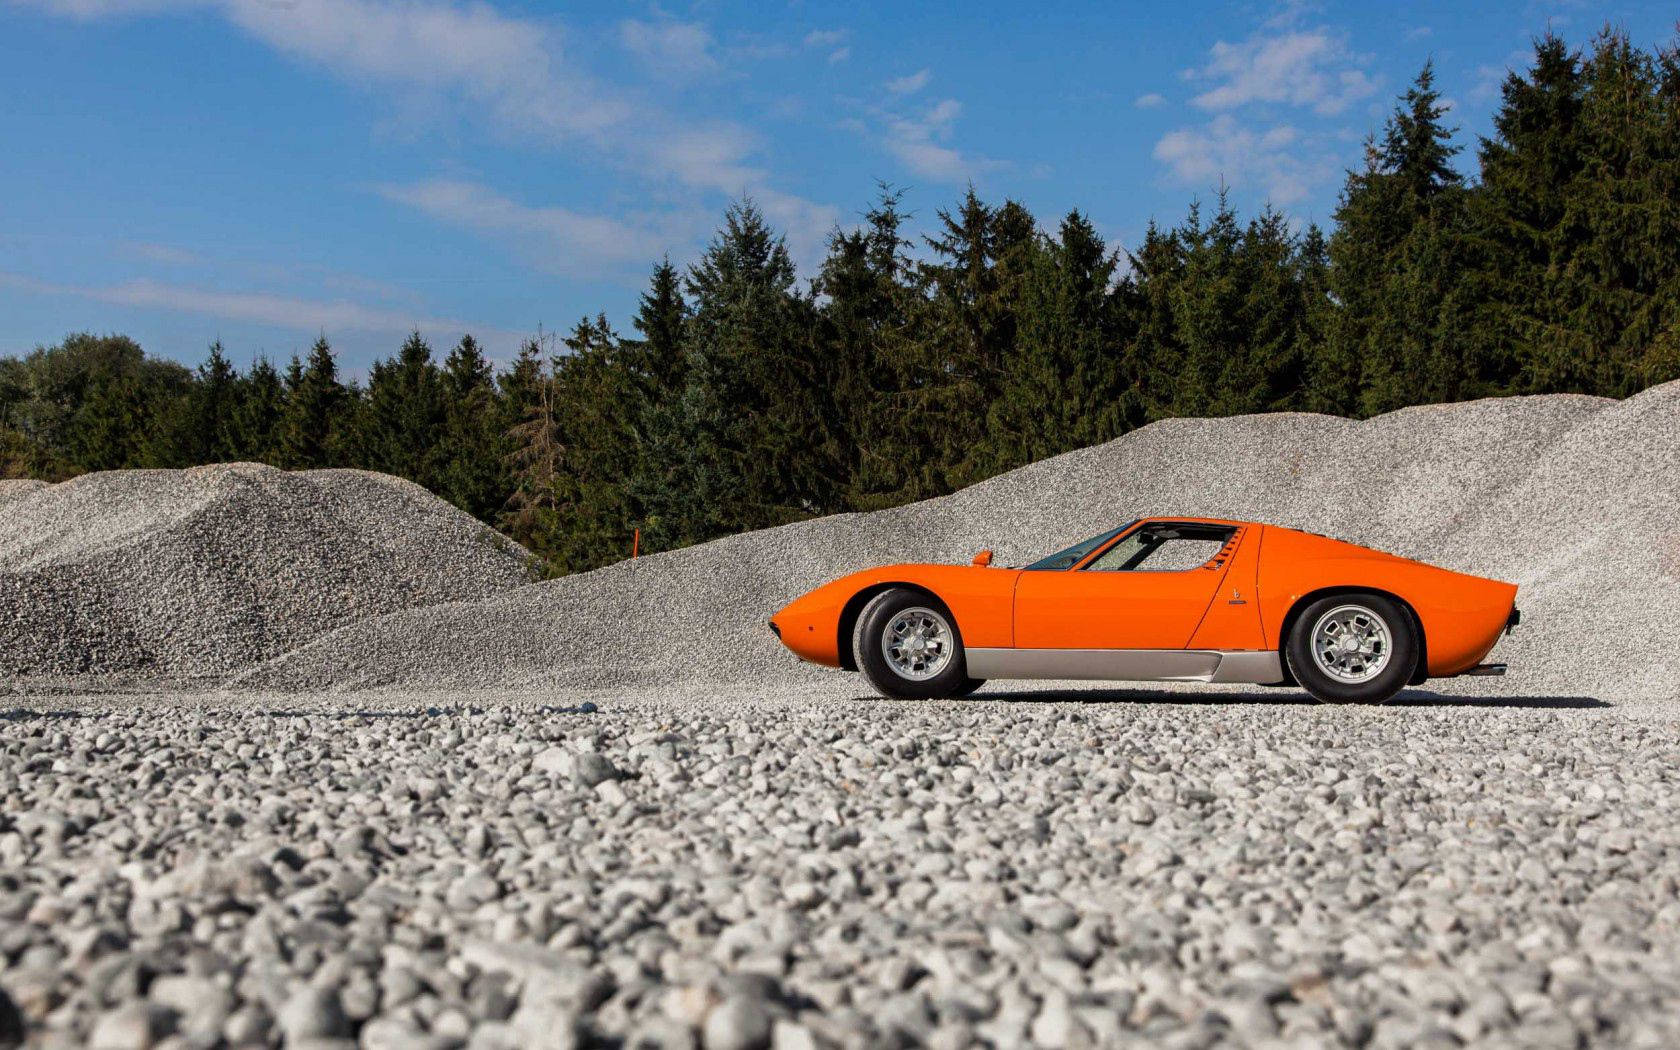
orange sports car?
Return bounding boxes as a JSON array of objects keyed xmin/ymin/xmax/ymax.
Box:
[{"xmin": 770, "ymin": 518, "xmax": 1520, "ymax": 704}]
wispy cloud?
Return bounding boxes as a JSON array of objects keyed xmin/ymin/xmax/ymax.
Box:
[
  {"xmin": 122, "ymin": 241, "xmax": 201, "ymax": 266},
  {"xmin": 19, "ymin": 0, "xmax": 838, "ymax": 277},
  {"xmin": 618, "ymin": 17, "xmax": 719, "ymax": 79},
  {"xmin": 876, "ymin": 98, "xmax": 999, "ymax": 184},
  {"xmin": 886, "ymin": 69, "xmax": 931, "ymax": 95},
  {"xmin": 376, "ymin": 179, "xmax": 685, "ymax": 276},
  {"xmin": 1187, "ymin": 27, "xmax": 1377, "ymax": 116},
  {"xmin": 1134, "ymin": 92, "xmax": 1167, "ymax": 109},
  {"xmin": 1150, "ymin": 7, "xmax": 1378, "ymax": 208},
  {"xmin": 0, "ymin": 270, "xmax": 504, "ymax": 339},
  {"xmin": 1152, "ymin": 114, "xmax": 1331, "ymax": 204},
  {"xmin": 799, "ymin": 27, "xmax": 849, "ymax": 64}
]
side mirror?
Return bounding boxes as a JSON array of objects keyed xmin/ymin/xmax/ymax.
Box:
[{"xmin": 971, "ymin": 549, "xmax": 994, "ymax": 567}]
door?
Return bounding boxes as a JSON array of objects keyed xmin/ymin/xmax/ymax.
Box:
[{"xmin": 1013, "ymin": 522, "xmax": 1237, "ymax": 649}]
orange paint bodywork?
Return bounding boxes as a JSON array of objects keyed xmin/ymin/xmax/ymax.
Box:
[{"xmin": 770, "ymin": 517, "xmax": 1518, "ymax": 680}]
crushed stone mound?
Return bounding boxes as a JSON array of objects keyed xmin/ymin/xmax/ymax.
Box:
[
  {"xmin": 241, "ymin": 381, "xmax": 1680, "ymax": 701},
  {"xmin": 0, "ymin": 463, "xmax": 534, "ymax": 681},
  {"xmin": 0, "ymin": 478, "xmax": 49, "ymax": 511}
]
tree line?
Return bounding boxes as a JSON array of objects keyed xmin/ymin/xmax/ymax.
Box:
[{"xmin": 3, "ymin": 30, "xmax": 1677, "ymax": 574}]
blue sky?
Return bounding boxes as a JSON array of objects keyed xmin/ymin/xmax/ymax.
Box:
[{"xmin": 2, "ymin": 0, "xmax": 1674, "ymax": 374}]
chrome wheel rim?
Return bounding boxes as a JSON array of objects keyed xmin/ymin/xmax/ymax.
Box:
[
  {"xmin": 1311, "ymin": 604, "xmax": 1392, "ymax": 682},
  {"xmin": 881, "ymin": 606, "xmax": 954, "ymax": 680}
]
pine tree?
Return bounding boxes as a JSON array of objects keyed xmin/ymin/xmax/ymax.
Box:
[
  {"xmin": 813, "ymin": 185, "xmax": 929, "ymax": 509},
  {"xmin": 502, "ymin": 335, "xmax": 563, "ymax": 559},
  {"xmin": 1128, "ymin": 220, "xmax": 1190, "ymax": 421},
  {"xmin": 1473, "ymin": 33, "xmax": 1587, "ymax": 392},
  {"xmin": 545, "ymin": 315, "xmax": 641, "ymax": 571},
  {"xmin": 437, "ymin": 335, "xmax": 508, "ymax": 522},
  {"xmin": 917, "ymin": 188, "xmax": 1020, "ymax": 489},
  {"xmin": 362, "ymin": 331, "xmax": 445, "ymax": 488},
  {"xmin": 1533, "ymin": 29, "xmax": 1680, "ymax": 395},
  {"xmin": 622, "ymin": 259, "xmax": 692, "ymax": 552},
  {"xmin": 1322, "ymin": 63, "xmax": 1469, "ymax": 416},
  {"xmin": 682, "ymin": 199, "xmax": 828, "ymax": 538},
  {"xmin": 279, "ymin": 336, "xmax": 346, "ymax": 468},
  {"xmin": 1294, "ymin": 223, "xmax": 1333, "ymax": 413},
  {"xmin": 985, "ymin": 210, "xmax": 1132, "ymax": 469},
  {"xmin": 70, "ymin": 373, "xmax": 147, "ymax": 471},
  {"xmin": 149, "ymin": 341, "xmax": 240, "ymax": 466},
  {"xmin": 232, "ymin": 356, "xmax": 284, "ymax": 462},
  {"xmin": 1228, "ymin": 207, "xmax": 1309, "ymax": 414},
  {"xmin": 1169, "ymin": 195, "xmax": 1247, "ymax": 418}
]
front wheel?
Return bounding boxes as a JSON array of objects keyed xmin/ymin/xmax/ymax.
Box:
[
  {"xmin": 1284, "ymin": 593, "xmax": 1417, "ymax": 705},
  {"xmin": 854, "ymin": 589, "xmax": 974, "ymax": 699}
]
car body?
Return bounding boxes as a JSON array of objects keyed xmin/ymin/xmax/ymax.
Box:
[{"xmin": 769, "ymin": 517, "xmax": 1519, "ymax": 702}]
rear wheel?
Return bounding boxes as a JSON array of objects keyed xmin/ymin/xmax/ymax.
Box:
[
  {"xmin": 1285, "ymin": 593, "xmax": 1417, "ymax": 705},
  {"xmin": 854, "ymin": 589, "xmax": 974, "ymax": 699}
]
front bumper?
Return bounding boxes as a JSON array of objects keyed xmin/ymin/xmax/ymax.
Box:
[{"xmin": 1459, "ymin": 663, "xmax": 1507, "ymax": 677}]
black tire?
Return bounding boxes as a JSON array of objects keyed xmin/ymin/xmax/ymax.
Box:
[
  {"xmin": 1284, "ymin": 593, "xmax": 1417, "ymax": 705},
  {"xmin": 951, "ymin": 677, "xmax": 987, "ymax": 698},
  {"xmin": 854, "ymin": 588, "xmax": 973, "ymax": 699}
]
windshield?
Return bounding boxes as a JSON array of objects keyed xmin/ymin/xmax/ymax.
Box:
[{"xmin": 1022, "ymin": 522, "xmax": 1135, "ymax": 570}]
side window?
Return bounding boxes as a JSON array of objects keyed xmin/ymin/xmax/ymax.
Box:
[{"xmin": 1085, "ymin": 524, "xmax": 1236, "ymax": 572}]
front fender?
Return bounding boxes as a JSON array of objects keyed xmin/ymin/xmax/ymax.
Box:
[{"xmin": 771, "ymin": 564, "xmax": 1020, "ymax": 667}]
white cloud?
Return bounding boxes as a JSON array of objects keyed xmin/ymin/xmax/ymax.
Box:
[
  {"xmin": 1152, "ymin": 114, "xmax": 1332, "ymax": 204},
  {"xmin": 18, "ymin": 0, "xmax": 841, "ymax": 280},
  {"xmin": 376, "ymin": 180, "xmax": 682, "ymax": 275},
  {"xmin": 827, "ymin": 46, "xmax": 850, "ymax": 64},
  {"xmin": 881, "ymin": 98, "xmax": 991, "ymax": 183},
  {"xmin": 618, "ymin": 18, "xmax": 719, "ymax": 79},
  {"xmin": 218, "ymin": 0, "xmax": 630, "ymax": 138},
  {"xmin": 1188, "ymin": 28, "xmax": 1376, "ymax": 116},
  {"xmin": 649, "ymin": 123, "xmax": 763, "ymax": 194},
  {"xmin": 753, "ymin": 188, "xmax": 842, "ymax": 279},
  {"xmin": 0, "ymin": 270, "xmax": 500, "ymax": 338},
  {"xmin": 1263, "ymin": 0, "xmax": 1322, "ymax": 29},
  {"xmin": 1134, "ymin": 92, "xmax": 1167, "ymax": 109},
  {"xmin": 886, "ymin": 69, "xmax": 932, "ymax": 95}
]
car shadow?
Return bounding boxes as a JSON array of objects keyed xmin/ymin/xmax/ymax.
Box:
[{"xmin": 912, "ymin": 686, "xmax": 1611, "ymax": 710}]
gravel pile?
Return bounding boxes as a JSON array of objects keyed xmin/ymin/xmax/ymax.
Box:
[
  {"xmin": 3, "ymin": 694, "xmax": 1678, "ymax": 1049},
  {"xmin": 0, "ymin": 480, "xmax": 48, "ymax": 513},
  {"xmin": 0, "ymin": 464, "xmax": 534, "ymax": 683},
  {"xmin": 244, "ymin": 382, "xmax": 1679, "ymax": 700}
]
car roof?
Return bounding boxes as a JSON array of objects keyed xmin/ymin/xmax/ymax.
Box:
[{"xmin": 1135, "ymin": 515, "xmax": 1253, "ymax": 528}]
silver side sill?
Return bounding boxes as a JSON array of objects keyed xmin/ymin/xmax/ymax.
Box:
[{"xmin": 965, "ymin": 648, "xmax": 1285, "ymax": 685}]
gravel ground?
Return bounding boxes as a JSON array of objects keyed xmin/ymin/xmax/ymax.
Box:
[
  {"xmin": 5, "ymin": 387, "xmax": 1680, "ymax": 1048},
  {"xmin": 0, "ymin": 464, "xmax": 533, "ymax": 683},
  {"xmin": 3, "ymin": 688, "xmax": 1680, "ymax": 1050}
]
